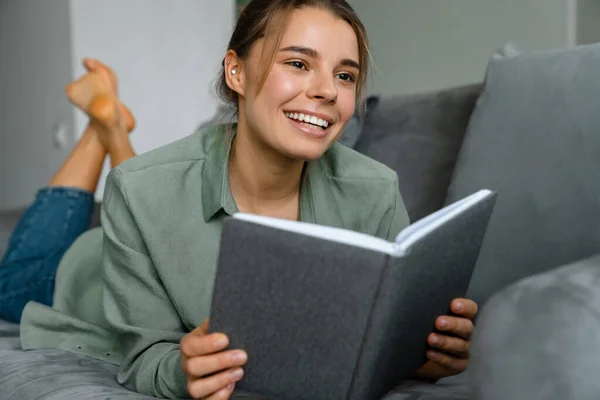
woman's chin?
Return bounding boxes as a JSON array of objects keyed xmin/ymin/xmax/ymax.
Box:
[{"xmin": 280, "ymin": 141, "xmax": 331, "ymax": 162}]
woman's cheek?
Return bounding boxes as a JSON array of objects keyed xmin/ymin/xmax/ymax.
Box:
[
  {"xmin": 338, "ymin": 95, "xmax": 356, "ymax": 124},
  {"xmin": 266, "ymin": 71, "xmax": 305, "ymax": 101}
]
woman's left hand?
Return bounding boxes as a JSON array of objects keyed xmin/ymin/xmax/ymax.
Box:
[{"xmin": 412, "ymin": 298, "xmax": 478, "ymax": 381}]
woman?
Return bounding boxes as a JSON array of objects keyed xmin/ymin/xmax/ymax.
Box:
[{"xmin": 4, "ymin": 1, "xmax": 478, "ymax": 399}]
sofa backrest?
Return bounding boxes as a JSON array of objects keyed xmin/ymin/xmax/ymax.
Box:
[
  {"xmin": 355, "ymin": 84, "xmax": 482, "ymax": 223},
  {"xmin": 447, "ymin": 43, "xmax": 600, "ymax": 306}
]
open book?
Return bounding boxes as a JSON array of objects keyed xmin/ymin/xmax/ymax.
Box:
[{"xmin": 209, "ymin": 190, "xmax": 497, "ymax": 400}]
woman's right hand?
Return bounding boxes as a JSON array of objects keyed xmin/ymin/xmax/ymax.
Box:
[{"xmin": 180, "ymin": 319, "xmax": 248, "ymax": 399}]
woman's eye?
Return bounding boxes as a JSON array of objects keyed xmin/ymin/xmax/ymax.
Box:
[
  {"xmin": 288, "ymin": 61, "xmax": 307, "ymax": 70},
  {"xmin": 337, "ymin": 73, "xmax": 356, "ymax": 83}
]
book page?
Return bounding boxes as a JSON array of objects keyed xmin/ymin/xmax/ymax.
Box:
[
  {"xmin": 233, "ymin": 189, "xmax": 492, "ymax": 257},
  {"xmin": 393, "ymin": 189, "xmax": 493, "ymax": 255},
  {"xmin": 233, "ymin": 214, "xmax": 397, "ymax": 254}
]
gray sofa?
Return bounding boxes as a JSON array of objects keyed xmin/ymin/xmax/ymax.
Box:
[{"xmin": 2, "ymin": 41, "xmax": 600, "ymax": 399}]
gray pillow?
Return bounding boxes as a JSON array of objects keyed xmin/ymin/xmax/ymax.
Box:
[
  {"xmin": 337, "ymin": 96, "xmax": 380, "ymax": 149},
  {"xmin": 355, "ymin": 84, "xmax": 482, "ymax": 222},
  {"xmin": 447, "ymin": 43, "xmax": 600, "ymax": 306},
  {"xmin": 471, "ymin": 253, "xmax": 600, "ymax": 400}
]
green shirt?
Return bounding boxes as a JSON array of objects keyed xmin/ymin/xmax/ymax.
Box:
[{"xmin": 20, "ymin": 124, "xmax": 409, "ymax": 399}]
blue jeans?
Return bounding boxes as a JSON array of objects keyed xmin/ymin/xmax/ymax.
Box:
[{"xmin": 0, "ymin": 187, "xmax": 94, "ymax": 323}]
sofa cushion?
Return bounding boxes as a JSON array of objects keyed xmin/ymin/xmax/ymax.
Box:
[
  {"xmin": 355, "ymin": 84, "xmax": 482, "ymax": 223},
  {"xmin": 0, "ymin": 319, "xmax": 20, "ymax": 351},
  {"xmin": 0, "ymin": 321, "xmax": 466, "ymax": 400},
  {"xmin": 447, "ymin": 43, "xmax": 600, "ymax": 306},
  {"xmin": 471, "ymin": 254, "xmax": 600, "ymax": 400},
  {"xmin": 0, "ymin": 347, "xmax": 156, "ymax": 400}
]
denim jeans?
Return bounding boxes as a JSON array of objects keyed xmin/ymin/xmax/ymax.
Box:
[{"xmin": 0, "ymin": 187, "xmax": 94, "ymax": 323}]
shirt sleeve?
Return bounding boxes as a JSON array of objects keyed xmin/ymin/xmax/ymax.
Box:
[
  {"xmin": 377, "ymin": 178, "xmax": 410, "ymax": 241},
  {"xmin": 100, "ymin": 168, "xmax": 189, "ymax": 399}
]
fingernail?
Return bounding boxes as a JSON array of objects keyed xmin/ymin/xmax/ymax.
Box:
[
  {"xmin": 428, "ymin": 351, "xmax": 440, "ymax": 361},
  {"xmin": 430, "ymin": 335, "xmax": 440, "ymax": 345},
  {"xmin": 227, "ymin": 383, "xmax": 235, "ymax": 391},
  {"xmin": 214, "ymin": 335, "xmax": 228, "ymax": 348},
  {"xmin": 232, "ymin": 351, "xmax": 247, "ymax": 363},
  {"xmin": 455, "ymin": 302, "xmax": 464, "ymax": 312},
  {"xmin": 230, "ymin": 368, "xmax": 244, "ymax": 380},
  {"xmin": 439, "ymin": 319, "xmax": 449, "ymax": 329}
]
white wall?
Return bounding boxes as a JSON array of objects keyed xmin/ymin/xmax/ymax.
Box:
[
  {"xmin": 69, "ymin": 0, "xmax": 236, "ymax": 200},
  {"xmin": 348, "ymin": 0, "xmax": 571, "ymax": 96},
  {"xmin": 0, "ymin": 0, "xmax": 235, "ymax": 209},
  {"xmin": 0, "ymin": 0, "xmax": 76, "ymax": 210}
]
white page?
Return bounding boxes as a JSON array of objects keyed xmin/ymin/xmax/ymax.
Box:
[
  {"xmin": 233, "ymin": 189, "xmax": 492, "ymax": 256},
  {"xmin": 393, "ymin": 189, "xmax": 493, "ymax": 255},
  {"xmin": 233, "ymin": 213, "xmax": 397, "ymax": 254}
]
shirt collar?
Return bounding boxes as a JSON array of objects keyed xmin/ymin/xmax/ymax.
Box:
[
  {"xmin": 201, "ymin": 124, "xmax": 327, "ymax": 224},
  {"xmin": 201, "ymin": 125, "xmax": 238, "ymax": 222}
]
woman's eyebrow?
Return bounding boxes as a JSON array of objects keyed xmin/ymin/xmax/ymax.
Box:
[
  {"xmin": 279, "ymin": 45, "xmax": 360, "ymax": 70},
  {"xmin": 280, "ymin": 45, "xmax": 319, "ymax": 57}
]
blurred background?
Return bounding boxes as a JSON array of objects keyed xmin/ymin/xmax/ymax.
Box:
[{"xmin": 0, "ymin": 0, "xmax": 599, "ymax": 210}]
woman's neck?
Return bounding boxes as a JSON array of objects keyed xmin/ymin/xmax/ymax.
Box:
[{"xmin": 228, "ymin": 124, "xmax": 305, "ymax": 220}]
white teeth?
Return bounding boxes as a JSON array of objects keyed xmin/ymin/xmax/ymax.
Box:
[{"xmin": 285, "ymin": 111, "xmax": 331, "ymax": 129}]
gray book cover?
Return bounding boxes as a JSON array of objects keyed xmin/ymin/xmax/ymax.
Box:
[{"xmin": 209, "ymin": 191, "xmax": 497, "ymax": 400}]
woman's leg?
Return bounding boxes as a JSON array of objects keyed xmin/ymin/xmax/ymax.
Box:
[
  {"xmin": 49, "ymin": 124, "xmax": 108, "ymax": 193},
  {"xmin": 0, "ymin": 60, "xmax": 135, "ymax": 322}
]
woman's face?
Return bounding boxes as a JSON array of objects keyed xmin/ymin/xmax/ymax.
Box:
[{"xmin": 236, "ymin": 7, "xmax": 360, "ymax": 161}]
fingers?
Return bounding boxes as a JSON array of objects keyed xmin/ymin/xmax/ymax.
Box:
[
  {"xmin": 426, "ymin": 350, "xmax": 468, "ymax": 375},
  {"xmin": 450, "ymin": 298, "xmax": 478, "ymax": 319},
  {"xmin": 428, "ymin": 333, "xmax": 469, "ymax": 358},
  {"xmin": 185, "ymin": 349, "xmax": 248, "ymax": 377},
  {"xmin": 204, "ymin": 383, "xmax": 236, "ymax": 400},
  {"xmin": 181, "ymin": 332, "xmax": 229, "ymax": 359},
  {"xmin": 435, "ymin": 315, "xmax": 474, "ymax": 340},
  {"xmin": 187, "ymin": 367, "xmax": 244, "ymax": 399}
]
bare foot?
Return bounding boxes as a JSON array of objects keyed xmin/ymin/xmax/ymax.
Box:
[{"xmin": 66, "ymin": 59, "xmax": 136, "ymax": 133}]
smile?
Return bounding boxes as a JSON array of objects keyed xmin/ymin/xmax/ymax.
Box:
[{"xmin": 284, "ymin": 112, "xmax": 331, "ymax": 130}]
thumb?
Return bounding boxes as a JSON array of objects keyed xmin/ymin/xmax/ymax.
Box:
[
  {"xmin": 189, "ymin": 318, "xmax": 210, "ymax": 336},
  {"xmin": 199, "ymin": 318, "xmax": 210, "ymax": 335}
]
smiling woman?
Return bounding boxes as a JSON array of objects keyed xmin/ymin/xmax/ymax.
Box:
[
  {"xmin": 8, "ymin": 1, "xmax": 478, "ymax": 400},
  {"xmin": 221, "ymin": 4, "xmax": 367, "ymax": 177}
]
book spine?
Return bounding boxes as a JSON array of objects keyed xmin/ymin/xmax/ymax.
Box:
[{"xmin": 347, "ymin": 255, "xmax": 404, "ymax": 400}]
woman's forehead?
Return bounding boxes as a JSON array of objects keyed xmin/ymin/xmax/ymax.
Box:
[{"xmin": 275, "ymin": 8, "xmax": 360, "ymax": 63}]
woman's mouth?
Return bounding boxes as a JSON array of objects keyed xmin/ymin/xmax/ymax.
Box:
[{"xmin": 284, "ymin": 111, "xmax": 333, "ymax": 138}]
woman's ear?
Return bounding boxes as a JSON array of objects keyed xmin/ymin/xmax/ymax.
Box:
[{"xmin": 224, "ymin": 50, "xmax": 245, "ymax": 98}]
